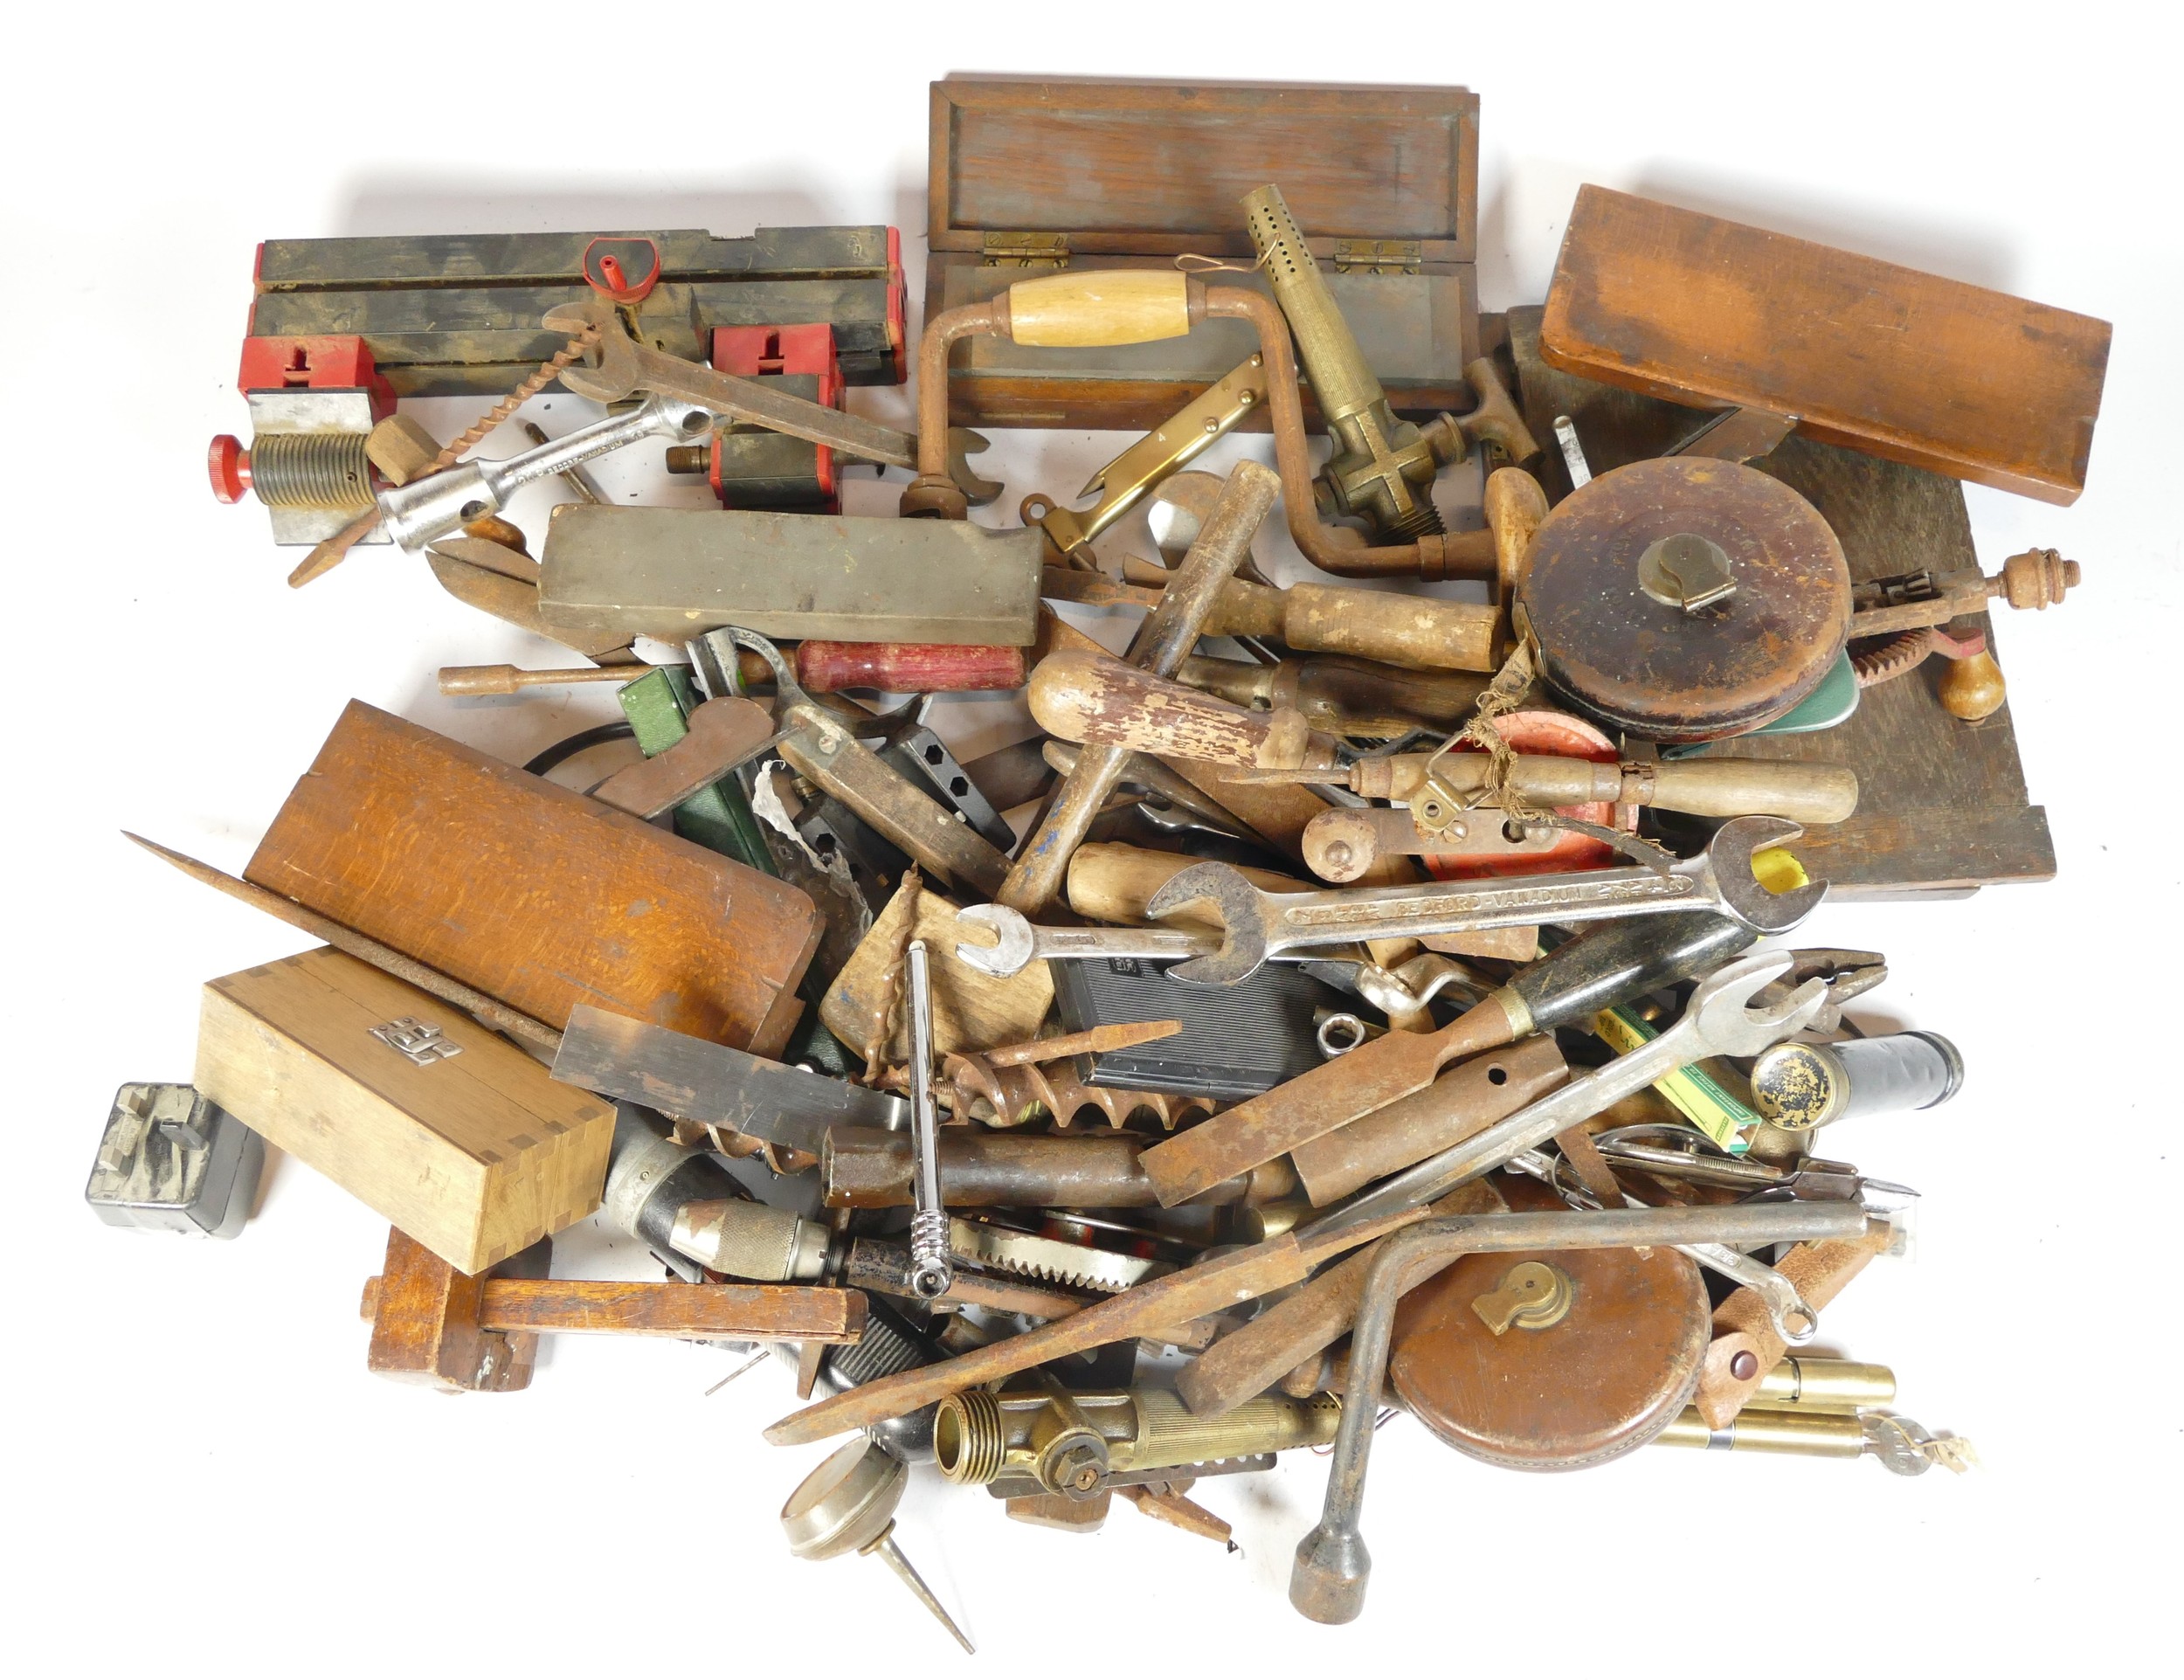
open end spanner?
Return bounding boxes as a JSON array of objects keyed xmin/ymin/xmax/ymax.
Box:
[
  {"xmin": 544, "ymin": 295, "xmax": 916, "ymax": 470},
  {"xmin": 1302, "ymin": 950, "xmax": 1828, "ymax": 1241},
  {"xmin": 951, "ymin": 902, "xmax": 1328, "ymax": 978},
  {"xmin": 1144, "ymin": 816, "xmax": 1825, "ymax": 985}
]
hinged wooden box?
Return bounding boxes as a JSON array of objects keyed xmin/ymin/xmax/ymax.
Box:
[
  {"xmin": 927, "ymin": 78, "xmax": 1481, "ymax": 432},
  {"xmin": 196, "ymin": 947, "xmax": 615, "ymax": 1274}
]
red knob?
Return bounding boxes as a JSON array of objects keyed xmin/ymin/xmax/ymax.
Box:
[{"xmin": 208, "ymin": 435, "xmax": 252, "ymax": 503}]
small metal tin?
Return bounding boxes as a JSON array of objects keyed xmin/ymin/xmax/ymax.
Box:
[
  {"xmin": 1517, "ymin": 457, "xmax": 1851, "ymax": 743},
  {"xmin": 86, "ymin": 1082, "xmax": 263, "ymax": 1238}
]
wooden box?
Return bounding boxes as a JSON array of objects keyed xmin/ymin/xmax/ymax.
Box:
[
  {"xmin": 195, "ymin": 948, "xmax": 615, "ymax": 1273},
  {"xmin": 245, "ymin": 701, "xmax": 821, "ymax": 1057},
  {"xmin": 927, "ymin": 77, "xmax": 1481, "ymax": 432},
  {"xmin": 1539, "ymin": 186, "xmax": 2111, "ymax": 505}
]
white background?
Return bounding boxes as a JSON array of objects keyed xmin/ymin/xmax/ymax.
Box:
[{"xmin": 8, "ymin": 9, "xmax": 2180, "ymax": 1674}]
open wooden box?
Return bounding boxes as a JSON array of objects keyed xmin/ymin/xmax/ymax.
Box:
[{"xmin": 927, "ymin": 78, "xmax": 1481, "ymax": 432}]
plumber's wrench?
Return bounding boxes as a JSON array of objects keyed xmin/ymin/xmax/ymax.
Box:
[
  {"xmin": 1144, "ymin": 815, "xmax": 1825, "ymax": 986},
  {"xmin": 377, "ymin": 391, "xmax": 715, "ymax": 552},
  {"xmin": 1303, "ymin": 950, "xmax": 1828, "ymax": 1241}
]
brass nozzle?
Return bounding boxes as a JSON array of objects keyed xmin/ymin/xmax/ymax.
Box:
[
  {"xmin": 935, "ymin": 1385, "xmax": 1341, "ymax": 1496},
  {"xmin": 1241, "ymin": 183, "xmax": 1455, "ymax": 544}
]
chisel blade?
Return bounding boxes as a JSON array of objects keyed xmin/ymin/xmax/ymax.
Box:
[{"xmin": 552, "ymin": 1006, "xmax": 904, "ymax": 1154}]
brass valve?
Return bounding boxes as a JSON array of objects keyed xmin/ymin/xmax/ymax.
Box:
[
  {"xmin": 1242, "ymin": 184, "xmax": 1461, "ymax": 544},
  {"xmin": 935, "ymin": 1382, "xmax": 1341, "ymax": 1499}
]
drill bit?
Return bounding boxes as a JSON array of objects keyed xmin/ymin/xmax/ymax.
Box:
[{"xmin": 903, "ymin": 941, "xmax": 953, "ymax": 1300}]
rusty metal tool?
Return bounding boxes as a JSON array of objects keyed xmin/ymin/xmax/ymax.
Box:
[
  {"xmin": 1023, "ymin": 355, "xmax": 1268, "ymax": 559},
  {"xmin": 1264, "ymin": 752, "xmax": 1862, "ymax": 824},
  {"xmin": 706, "ymin": 627, "xmax": 1012, "ymax": 899},
  {"xmin": 820, "ymin": 1129, "xmax": 1277, "ymax": 1210},
  {"xmin": 123, "ymin": 832, "xmax": 563, "ymax": 1052},
  {"xmin": 982, "ymin": 1020, "xmax": 1182, "ymax": 1066},
  {"xmin": 587, "ymin": 696, "xmax": 781, "ymax": 820},
  {"xmin": 1136, "ymin": 911, "xmax": 1753, "ymax": 1208},
  {"xmin": 1305, "ymin": 951, "xmax": 1828, "ymax": 1238},
  {"xmin": 1849, "ymin": 545, "xmax": 2080, "ymax": 638},
  {"xmin": 951, "ymin": 902, "xmax": 1321, "ymax": 979},
  {"xmin": 902, "ymin": 941, "xmax": 953, "ymax": 1301},
  {"xmin": 1143, "ymin": 816, "xmax": 1823, "ymax": 987},
  {"xmin": 546, "ymin": 293, "xmax": 916, "ymax": 469},
  {"xmin": 998, "ymin": 458, "xmax": 1279, "ymax": 914},
  {"xmin": 1290, "ymin": 1199, "xmax": 1876, "ymax": 1624}
]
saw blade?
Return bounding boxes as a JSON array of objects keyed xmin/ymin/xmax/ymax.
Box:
[{"xmin": 948, "ymin": 1219, "xmax": 1168, "ymax": 1294}]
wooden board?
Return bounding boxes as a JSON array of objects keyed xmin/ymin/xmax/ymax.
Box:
[
  {"xmin": 928, "ymin": 76, "xmax": 1480, "ymax": 432},
  {"xmin": 820, "ymin": 876, "xmax": 1054, "ymax": 1062},
  {"xmin": 1504, "ymin": 308, "xmax": 2054, "ymax": 896},
  {"xmin": 245, "ymin": 701, "xmax": 821, "ymax": 1055},
  {"xmin": 197, "ymin": 949, "xmax": 615, "ymax": 1274},
  {"xmin": 1538, "ymin": 186, "xmax": 2110, "ymax": 505}
]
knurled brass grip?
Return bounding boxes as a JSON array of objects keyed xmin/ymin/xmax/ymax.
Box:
[
  {"xmin": 934, "ymin": 1386, "xmax": 1341, "ymax": 1493},
  {"xmin": 1004, "ymin": 271, "xmax": 1199, "ymax": 348}
]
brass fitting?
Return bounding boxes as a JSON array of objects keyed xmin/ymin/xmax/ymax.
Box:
[
  {"xmin": 935, "ymin": 1384, "xmax": 1341, "ymax": 1499},
  {"xmin": 1242, "ymin": 184, "xmax": 1459, "ymax": 544}
]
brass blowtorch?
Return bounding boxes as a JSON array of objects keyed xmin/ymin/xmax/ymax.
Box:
[{"xmin": 1242, "ymin": 183, "xmax": 1463, "ymax": 544}]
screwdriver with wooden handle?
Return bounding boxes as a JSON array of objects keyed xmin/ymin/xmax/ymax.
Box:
[
  {"xmin": 1031, "ymin": 648, "xmax": 1340, "ymax": 770},
  {"xmin": 1258, "ymin": 750, "xmax": 1861, "ymax": 825},
  {"xmin": 1043, "ymin": 562, "xmax": 1501, "ymax": 674},
  {"xmin": 441, "ymin": 642, "xmax": 1026, "ymax": 699},
  {"xmin": 1136, "ymin": 910, "xmax": 1758, "ymax": 1207}
]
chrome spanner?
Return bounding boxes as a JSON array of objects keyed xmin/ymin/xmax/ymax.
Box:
[
  {"xmin": 1507, "ymin": 1150, "xmax": 1820, "ymax": 1345},
  {"xmin": 1304, "ymin": 950, "xmax": 1829, "ymax": 1240},
  {"xmin": 1144, "ymin": 816, "xmax": 1825, "ymax": 985},
  {"xmin": 951, "ymin": 902, "xmax": 1328, "ymax": 978}
]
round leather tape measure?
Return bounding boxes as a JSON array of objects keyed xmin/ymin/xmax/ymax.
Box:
[
  {"xmin": 1387, "ymin": 1179, "xmax": 1711, "ymax": 1470},
  {"xmin": 1517, "ymin": 458, "xmax": 1850, "ymax": 743}
]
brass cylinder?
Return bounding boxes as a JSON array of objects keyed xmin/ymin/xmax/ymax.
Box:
[
  {"xmin": 1655, "ymin": 1404, "xmax": 1867, "ymax": 1457},
  {"xmin": 1754, "ymin": 1357, "xmax": 1896, "ymax": 1412},
  {"xmin": 934, "ymin": 1385, "xmax": 1342, "ymax": 1495}
]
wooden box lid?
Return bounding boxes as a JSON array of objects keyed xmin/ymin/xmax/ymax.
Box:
[{"xmin": 930, "ymin": 79, "xmax": 1478, "ymax": 263}]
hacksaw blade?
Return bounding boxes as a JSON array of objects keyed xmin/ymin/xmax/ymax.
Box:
[{"xmin": 948, "ymin": 1218, "xmax": 1169, "ymax": 1294}]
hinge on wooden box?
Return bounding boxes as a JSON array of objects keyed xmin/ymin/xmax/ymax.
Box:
[
  {"xmin": 370, "ymin": 1017, "xmax": 464, "ymax": 1066},
  {"xmin": 980, "ymin": 232, "xmax": 1070, "ymax": 269},
  {"xmin": 1332, "ymin": 239, "xmax": 1422, "ymax": 276}
]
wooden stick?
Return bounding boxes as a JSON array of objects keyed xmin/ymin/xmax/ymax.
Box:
[
  {"xmin": 981, "ymin": 1020, "xmax": 1182, "ymax": 1067},
  {"xmin": 439, "ymin": 663, "xmax": 639, "ymax": 696},
  {"xmin": 122, "ymin": 832, "xmax": 563, "ymax": 1052},
  {"xmin": 361, "ymin": 1276, "xmax": 867, "ymax": 1342}
]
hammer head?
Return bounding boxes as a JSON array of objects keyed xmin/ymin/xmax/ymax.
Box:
[
  {"xmin": 1684, "ymin": 949, "xmax": 1830, "ymax": 1058},
  {"xmin": 1144, "ymin": 862, "xmax": 1268, "ymax": 986},
  {"xmin": 952, "ymin": 904, "xmax": 1035, "ymax": 978},
  {"xmin": 1701, "ymin": 817, "xmax": 1828, "ymax": 934}
]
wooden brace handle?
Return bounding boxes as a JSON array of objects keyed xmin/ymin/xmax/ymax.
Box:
[{"xmin": 1006, "ymin": 270, "xmax": 1198, "ymax": 348}]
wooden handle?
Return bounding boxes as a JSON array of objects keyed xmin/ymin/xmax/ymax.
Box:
[
  {"xmin": 1483, "ymin": 467, "xmax": 1549, "ymax": 601},
  {"xmin": 1644, "ymin": 760, "xmax": 1860, "ymax": 824},
  {"xmin": 1282, "ymin": 584, "xmax": 1500, "ymax": 674},
  {"xmin": 1028, "ymin": 648, "xmax": 1331, "ymax": 770},
  {"xmin": 1006, "ymin": 270, "xmax": 1194, "ymax": 347},
  {"xmin": 1066, "ymin": 842, "xmax": 1308, "ymax": 932},
  {"xmin": 795, "ymin": 640, "xmax": 1026, "ymax": 694}
]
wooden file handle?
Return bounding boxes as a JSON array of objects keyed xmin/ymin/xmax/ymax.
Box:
[
  {"xmin": 1006, "ymin": 270, "xmax": 1196, "ymax": 347},
  {"xmin": 1066, "ymin": 842, "xmax": 1310, "ymax": 931},
  {"xmin": 1029, "ymin": 649, "xmax": 1337, "ymax": 771}
]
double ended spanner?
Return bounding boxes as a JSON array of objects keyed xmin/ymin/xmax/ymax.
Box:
[{"xmin": 1144, "ymin": 815, "xmax": 1824, "ymax": 986}]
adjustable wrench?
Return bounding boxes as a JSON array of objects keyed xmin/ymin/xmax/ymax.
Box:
[
  {"xmin": 1144, "ymin": 816, "xmax": 1824, "ymax": 985},
  {"xmin": 951, "ymin": 902, "xmax": 1328, "ymax": 978},
  {"xmin": 543, "ymin": 295, "xmax": 916, "ymax": 470},
  {"xmin": 1304, "ymin": 950, "xmax": 1828, "ymax": 1239}
]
